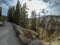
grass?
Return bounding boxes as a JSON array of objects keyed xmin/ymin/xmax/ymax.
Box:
[{"xmin": 50, "ymin": 36, "xmax": 60, "ymax": 45}]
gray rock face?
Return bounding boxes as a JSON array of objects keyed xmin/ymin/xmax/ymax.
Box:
[
  {"xmin": 28, "ymin": 39, "xmax": 44, "ymax": 45},
  {"xmin": 19, "ymin": 35, "xmax": 31, "ymax": 45}
]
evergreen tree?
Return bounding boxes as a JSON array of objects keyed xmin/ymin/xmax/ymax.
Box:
[
  {"xmin": 8, "ymin": 6, "xmax": 15, "ymax": 22},
  {"xmin": 7, "ymin": 0, "xmax": 28, "ymax": 28},
  {"xmin": 38, "ymin": 12, "xmax": 40, "ymax": 26},
  {"xmin": 13, "ymin": 0, "xmax": 21, "ymax": 25},
  {"xmin": 31, "ymin": 10, "xmax": 37, "ymax": 31},
  {"xmin": 11, "ymin": 6, "xmax": 15, "ymax": 22},
  {"xmin": 0, "ymin": 7, "xmax": 2, "ymax": 21},
  {"xmin": 20, "ymin": 3, "xmax": 28, "ymax": 28},
  {"xmin": 23, "ymin": 3, "xmax": 28, "ymax": 28}
]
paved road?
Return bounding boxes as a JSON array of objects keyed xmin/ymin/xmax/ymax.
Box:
[{"xmin": 0, "ymin": 22, "xmax": 21, "ymax": 45}]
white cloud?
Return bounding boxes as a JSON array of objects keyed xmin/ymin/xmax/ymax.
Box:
[
  {"xmin": 46, "ymin": 0, "xmax": 60, "ymax": 15},
  {"xmin": 21, "ymin": 0, "xmax": 48, "ymax": 18}
]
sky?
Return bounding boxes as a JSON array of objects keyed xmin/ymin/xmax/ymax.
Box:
[{"xmin": 0, "ymin": 0, "xmax": 60, "ymax": 18}]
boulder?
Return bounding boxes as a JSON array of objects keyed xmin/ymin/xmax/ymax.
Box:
[
  {"xmin": 19, "ymin": 35, "xmax": 31, "ymax": 45},
  {"xmin": 28, "ymin": 39, "xmax": 44, "ymax": 45},
  {"xmin": 22, "ymin": 29, "xmax": 39, "ymax": 40}
]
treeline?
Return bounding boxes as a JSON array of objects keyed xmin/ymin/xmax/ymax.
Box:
[
  {"xmin": 8, "ymin": 0, "xmax": 28, "ymax": 28},
  {"xmin": 0, "ymin": 0, "xmax": 39, "ymax": 31},
  {"xmin": 7, "ymin": 0, "xmax": 40, "ymax": 30}
]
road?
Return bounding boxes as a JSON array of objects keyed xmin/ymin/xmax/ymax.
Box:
[{"xmin": 0, "ymin": 22, "xmax": 21, "ymax": 45}]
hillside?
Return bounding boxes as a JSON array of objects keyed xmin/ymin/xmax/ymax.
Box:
[{"xmin": 38, "ymin": 15, "xmax": 60, "ymax": 41}]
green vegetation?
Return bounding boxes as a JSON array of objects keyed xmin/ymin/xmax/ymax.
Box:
[
  {"xmin": 50, "ymin": 36, "xmax": 60, "ymax": 45},
  {"xmin": 8, "ymin": 0, "xmax": 28, "ymax": 28},
  {"xmin": 19, "ymin": 3, "xmax": 28, "ymax": 28},
  {"xmin": 30, "ymin": 11, "xmax": 37, "ymax": 31},
  {"xmin": 13, "ymin": 0, "xmax": 21, "ymax": 25},
  {"xmin": 8, "ymin": 7, "xmax": 15, "ymax": 22}
]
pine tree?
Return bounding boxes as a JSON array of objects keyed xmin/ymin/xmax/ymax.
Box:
[
  {"xmin": 23, "ymin": 3, "xmax": 28, "ymax": 28},
  {"xmin": 0, "ymin": 7, "xmax": 2, "ymax": 21},
  {"xmin": 13, "ymin": 0, "xmax": 21, "ymax": 25},
  {"xmin": 38, "ymin": 12, "xmax": 40, "ymax": 26},
  {"xmin": 20, "ymin": 3, "xmax": 28, "ymax": 28},
  {"xmin": 7, "ymin": 0, "xmax": 28, "ymax": 28},
  {"xmin": 31, "ymin": 10, "xmax": 37, "ymax": 31},
  {"xmin": 11, "ymin": 6, "xmax": 15, "ymax": 22},
  {"xmin": 8, "ymin": 7, "xmax": 15, "ymax": 22}
]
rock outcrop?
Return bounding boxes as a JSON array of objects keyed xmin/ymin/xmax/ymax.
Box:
[
  {"xmin": 28, "ymin": 39, "xmax": 44, "ymax": 45},
  {"xmin": 13, "ymin": 24, "xmax": 39, "ymax": 45}
]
